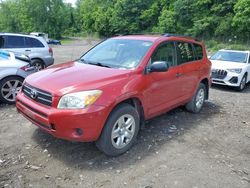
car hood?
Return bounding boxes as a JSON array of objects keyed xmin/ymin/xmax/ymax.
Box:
[
  {"xmin": 211, "ymin": 60, "xmax": 247, "ymax": 70},
  {"xmin": 25, "ymin": 61, "xmax": 131, "ymax": 96}
]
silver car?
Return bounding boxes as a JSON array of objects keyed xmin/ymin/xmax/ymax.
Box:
[
  {"xmin": 0, "ymin": 50, "xmax": 36, "ymax": 104},
  {"xmin": 0, "ymin": 33, "xmax": 54, "ymax": 70}
]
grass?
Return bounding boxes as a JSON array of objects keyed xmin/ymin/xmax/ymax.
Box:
[
  {"xmin": 60, "ymin": 37, "xmax": 75, "ymax": 44},
  {"xmin": 205, "ymin": 40, "xmax": 250, "ymax": 55}
]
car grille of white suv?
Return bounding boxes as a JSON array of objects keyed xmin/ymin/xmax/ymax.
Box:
[{"xmin": 211, "ymin": 69, "xmax": 227, "ymax": 79}]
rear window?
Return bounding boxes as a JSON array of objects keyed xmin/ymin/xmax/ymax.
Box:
[
  {"xmin": 5, "ymin": 36, "xmax": 25, "ymax": 48},
  {"xmin": 176, "ymin": 42, "xmax": 195, "ymax": 64},
  {"xmin": 25, "ymin": 37, "xmax": 44, "ymax": 48},
  {"xmin": 194, "ymin": 44, "xmax": 203, "ymax": 60}
]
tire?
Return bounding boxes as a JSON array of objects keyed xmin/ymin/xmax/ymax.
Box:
[
  {"xmin": 96, "ymin": 103, "xmax": 140, "ymax": 156},
  {"xmin": 185, "ymin": 83, "xmax": 206, "ymax": 113},
  {"xmin": 31, "ymin": 59, "xmax": 45, "ymax": 71},
  {"xmin": 0, "ymin": 76, "xmax": 24, "ymax": 104},
  {"xmin": 236, "ymin": 74, "xmax": 247, "ymax": 91}
]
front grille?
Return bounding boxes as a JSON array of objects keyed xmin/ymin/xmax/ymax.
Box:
[
  {"xmin": 22, "ymin": 84, "xmax": 53, "ymax": 106},
  {"xmin": 211, "ymin": 69, "xmax": 227, "ymax": 79}
]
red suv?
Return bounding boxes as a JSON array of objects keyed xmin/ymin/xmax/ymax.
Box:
[{"xmin": 16, "ymin": 34, "xmax": 211, "ymax": 156}]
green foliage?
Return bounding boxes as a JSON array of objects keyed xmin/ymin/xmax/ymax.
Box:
[
  {"xmin": 0, "ymin": 0, "xmax": 78, "ymax": 38},
  {"xmin": 0, "ymin": 0, "xmax": 249, "ymax": 44},
  {"xmin": 233, "ymin": 0, "xmax": 250, "ymax": 34}
]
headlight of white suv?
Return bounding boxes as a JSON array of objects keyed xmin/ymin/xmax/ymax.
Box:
[
  {"xmin": 57, "ymin": 90, "xmax": 102, "ymax": 109},
  {"xmin": 227, "ymin": 68, "xmax": 242, "ymax": 74}
]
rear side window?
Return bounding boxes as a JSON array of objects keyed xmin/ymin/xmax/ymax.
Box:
[
  {"xmin": 25, "ymin": 37, "xmax": 44, "ymax": 48},
  {"xmin": 151, "ymin": 42, "xmax": 177, "ymax": 67},
  {"xmin": 176, "ymin": 42, "xmax": 195, "ymax": 64},
  {"xmin": 193, "ymin": 44, "xmax": 203, "ymax": 60},
  {"xmin": 5, "ymin": 36, "xmax": 25, "ymax": 48}
]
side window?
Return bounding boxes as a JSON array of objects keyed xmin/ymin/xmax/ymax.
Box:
[
  {"xmin": 176, "ymin": 42, "xmax": 195, "ymax": 64},
  {"xmin": 25, "ymin": 37, "xmax": 44, "ymax": 48},
  {"xmin": 248, "ymin": 54, "xmax": 250, "ymax": 64},
  {"xmin": 5, "ymin": 36, "xmax": 25, "ymax": 48},
  {"xmin": 193, "ymin": 43, "xmax": 203, "ymax": 60},
  {"xmin": 151, "ymin": 42, "xmax": 176, "ymax": 67}
]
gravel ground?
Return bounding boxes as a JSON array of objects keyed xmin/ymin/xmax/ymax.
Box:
[{"xmin": 0, "ymin": 39, "xmax": 250, "ymax": 188}]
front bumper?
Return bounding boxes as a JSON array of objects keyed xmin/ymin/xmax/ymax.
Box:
[
  {"xmin": 16, "ymin": 92, "xmax": 109, "ymax": 142},
  {"xmin": 212, "ymin": 71, "xmax": 243, "ymax": 87}
]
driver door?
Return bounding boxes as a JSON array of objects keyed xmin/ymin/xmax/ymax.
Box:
[{"xmin": 144, "ymin": 42, "xmax": 184, "ymax": 117}]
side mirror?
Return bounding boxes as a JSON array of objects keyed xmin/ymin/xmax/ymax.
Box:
[{"xmin": 149, "ymin": 61, "xmax": 169, "ymax": 73}]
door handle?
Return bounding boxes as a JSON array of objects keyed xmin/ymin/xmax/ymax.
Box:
[
  {"xmin": 25, "ymin": 49, "xmax": 31, "ymax": 52},
  {"xmin": 176, "ymin": 73, "xmax": 183, "ymax": 77}
]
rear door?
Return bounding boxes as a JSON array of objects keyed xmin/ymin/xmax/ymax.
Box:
[
  {"xmin": 24, "ymin": 37, "xmax": 46, "ymax": 56},
  {"xmin": 175, "ymin": 41, "xmax": 201, "ymax": 99}
]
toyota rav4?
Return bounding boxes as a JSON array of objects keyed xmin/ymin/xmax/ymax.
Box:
[{"xmin": 16, "ymin": 34, "xmax": 211, "ymax": 156}]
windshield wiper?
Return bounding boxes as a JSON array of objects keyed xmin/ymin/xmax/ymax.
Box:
[
  {"xmin": 87, "ymin": 61, "xmax": 111, "ymax": 68},
  {"xmin": 79, "ymin": 59, "xmax": 111, "ymax": 68}
]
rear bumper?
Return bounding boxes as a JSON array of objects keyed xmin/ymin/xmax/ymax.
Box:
[
  {"xmin": 16, "ymin": 92, "xmax": 109, "ymax": 142},
  {"xmin": 43, "ymin": 56, "xmax": 54, "ymax": 67}
]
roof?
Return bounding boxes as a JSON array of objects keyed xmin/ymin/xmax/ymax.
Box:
[
  {"xmin": 113, "ymin": 35, "xmax": 161, "ymax": 42},
  {"xmin": 112, "ymin": 34, "xmax": 200, "ymax": 43}
]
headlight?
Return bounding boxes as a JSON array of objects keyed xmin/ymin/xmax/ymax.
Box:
[
  {"xmin": 57, "ymin": 90, "xmax": 102, "ymax": 109},
  {"xmin": 227, "ymin": 68, "xmax": 242, "ymax": 74}
]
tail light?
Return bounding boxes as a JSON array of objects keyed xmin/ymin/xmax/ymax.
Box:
[
  {"xmin": 49, "ymin": 47, "xmax": 53, "ymax": 56},
  {"xmin": 20, "ymin": 65, "xmax": 36, "ymax": 72}
]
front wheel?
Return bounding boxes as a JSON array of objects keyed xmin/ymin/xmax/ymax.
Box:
[
  {"xmin": 96, "ymin": 104, "xmax": 140, "ymax": 156},
  {"xmin": 185, "ymin": 83, "xmax": 206, "ymax": 113},
  {"xmin": 0, "ymin": 76, "xmax": 23, "ymax": 104},
  {"xmin": 236, "ymin": 74, "xmax": 247, "ymax": 91}
]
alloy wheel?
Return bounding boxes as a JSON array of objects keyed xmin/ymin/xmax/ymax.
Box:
[
  {"xmin": 1, "ymin": 80, "xmax": 22, "ymax": 102},
  {"xmin": 111, "ymin": 114, "xmax": 136, "ymax": 149},
  {"xmin": 195, "ymin": 88, "xmax": 205, "ymax": 110}
]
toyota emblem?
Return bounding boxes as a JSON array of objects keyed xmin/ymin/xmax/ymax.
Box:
[{"xmin": 30, "ymin": 89, "xmax": 38, "ymax": 99}]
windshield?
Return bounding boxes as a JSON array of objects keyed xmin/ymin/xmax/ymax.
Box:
[
  {"xmin": 210, "ymin": 51, "xmax": 247, "ymax": 63},
  {"xmin": 80, "ymin": 39, "xmax": 153, "ymax": 69}
]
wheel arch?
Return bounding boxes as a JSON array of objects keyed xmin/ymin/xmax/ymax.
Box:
[
  {"xmin": 0, "ymin": 75, "xmax": 24, "ymax": 82},
  {"xmin": 200, "ymin": 78, "xmax": 209, "ymax": 100},
  {"xmin": 31, "ymin": 58, "xmax": 45, "ymax": 64},
  {"xmin": 101, "ymin": 97, "xmax": 145, "ymax": 134}
]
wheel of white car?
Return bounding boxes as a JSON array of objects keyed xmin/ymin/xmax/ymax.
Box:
[
  {"xmin": 32, "ymin": 59, "xmax": 45, "ymax": 71},
  {"xmin": 0, "ymin": 76, "xmax": 23, "ymax": 104},
  {"xmin": 96, "ymin": 103, "xmax": 140, "ymax": 156},
  {"xmin": 185, "ymin": 83, "xmax": 206, "ymax": 113},
  {"xmin": 237, "ymin": 74, "xmax": 247, "ymax": 91}
]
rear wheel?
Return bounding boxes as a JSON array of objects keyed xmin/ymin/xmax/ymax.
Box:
[
  {"xmin": 96, "ymin": 104, "xmax": 140, "ymax": 156},
  {"xmin": 0, "ymin": 76, "xmax": 23, "ymax": 104},
  {"xmin": 32, "ymin": 59, "xmax": 45, "ymax": 70},
  {"xmin": 185, "ymin": 83, "xmax": 206, "ymax": 113},
  {"xmin": 236, "ymin": 74, "xmax": 247, "ymax": 91}
]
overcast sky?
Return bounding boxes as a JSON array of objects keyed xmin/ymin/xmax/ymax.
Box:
[{"xmin": 64, "ymin": 0, "xmax": 77, "ymax": 6}]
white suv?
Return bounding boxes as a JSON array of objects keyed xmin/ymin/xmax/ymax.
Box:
[
  {"xmin": 210, "ymin": 49, "xmax": 250, "ymax": 91},
  {"xmin": 0, "ymin": 33, "xmax": 54, "ymax": 70}
]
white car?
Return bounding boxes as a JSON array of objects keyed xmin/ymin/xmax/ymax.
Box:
[
  {"xmin": 210, "ymin": 49, "xmax": 250, "ymax": 91},
  {"xmin": 0, "ymin": 50, "xmax": 36, "ymax": 104}
]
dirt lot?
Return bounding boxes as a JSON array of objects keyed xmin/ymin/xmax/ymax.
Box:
[{"xmin": 0, "ymin": 39, "xmax": 250, "ymax": 188}]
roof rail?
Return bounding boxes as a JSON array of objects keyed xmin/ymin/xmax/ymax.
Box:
[
  {"xmin": 116, "ymin": 32, "xmax": 162, "ymax": 36},
  {"xmin": 163, "ymin": 33, "xmax": 200, "ymax": 41}
]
